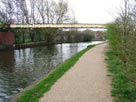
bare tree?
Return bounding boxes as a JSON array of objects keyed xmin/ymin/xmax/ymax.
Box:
[
  {"xmin": 0, "ymin": 0, "xmax": 76, "ymax": 24},
  {"xmin": 55, "ymin": 0, "xmax": 69, "ymax": 23},
  {"xmin": 18, "ymin": 0, "xmax": 29, "ymax": 24},
  {"xmin": 0, "ymin": 0, "xmax": 16, "ymax": 23},
  {"xmin": 36, "ymin": 0, "xmax": 55, "ymax": 24},
  {"xmin": 37, "ymin": 0, "xmax": 46, "ymax": 23},
  {"xmin": 29, "ymin": 0, "xmax": 38, "ymax": 24}
]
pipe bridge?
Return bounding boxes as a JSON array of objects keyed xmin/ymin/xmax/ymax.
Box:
[{"xmin": 10, "ymin": 23, "xmax": 105, "ymax": 29}]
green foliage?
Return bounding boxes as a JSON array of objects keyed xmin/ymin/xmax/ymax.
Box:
[
  {"xmin": 82, "ymin": 29, "xmax": 95, "ymax": 42},
  {"xmin": 14, "ymin": 28, "xmax": 58, "ymax": 44},
  {"xmin": 0, "ymin": 22, "xmax": 7, "ymax": 31},
  {"xmin": 41, "ymin": 28, "xmax": 57, "ymax": 44},
  {"xmin": 57, "ymin": 29, "xmax": 95, "ymax": 43},
  {"xmin": 0, "ymin": 22, "xmax": 3, "ymax": 29},
  {"xmin": 0, "ymin": 22, "xmax": 5, "ymax": 28},
  {"xmin": 106, "ymin": 23, "xmax": 122, "ymax": 57},
  {"xmin": 16, "ymin": 45, "xmax": 94, "ymax": 102},
  {"xmin": 106, "ymin": 20, "xmax": 136, "ymax": 84},
  {"xmin": 106, "ymin": 19, "xmax": 136, "ymax": 102},
  {"xmin": 14, "ymin": 29, "xmax": 24, "ymax": 44},
  {"xmin": 106, "ymin": 50, "xmax": 136, "ymax": 102},
  {"xmin": 14, "ymin": 28, "xmax": 95, "ymax": 45}
]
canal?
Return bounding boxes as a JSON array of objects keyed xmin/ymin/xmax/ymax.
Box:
[{"xmin": 0, "ymin": 41, "xmax": 102, "ymax": 102}]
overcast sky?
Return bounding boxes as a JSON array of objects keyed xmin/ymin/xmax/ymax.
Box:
[{"xmin": 67, "ymin": 0, "xmax": 124, "ymax": 23}]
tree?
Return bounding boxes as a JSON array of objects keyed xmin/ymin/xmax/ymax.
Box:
[
  {"xmin": 29, "ymin": 0, "xmax": 38, "ymax": 24},
  {"xmin": 0, "ymin": 0, "xmax": 15, "ymax": 22},
  {"xmin": 106, "ymin": 0, "xmax": 136, "ymax": 90}
]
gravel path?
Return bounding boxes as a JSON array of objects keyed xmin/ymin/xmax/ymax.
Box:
[{"xmin": 39, "ymin": 43, "xmax": 113, "ymax": 102}]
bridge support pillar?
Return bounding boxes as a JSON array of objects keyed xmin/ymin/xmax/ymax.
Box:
[{"xmin": 0, "ymin": 31, "xmax": 14, "ymax": 50}]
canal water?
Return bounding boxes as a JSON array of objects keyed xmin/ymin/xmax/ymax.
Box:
[{"xmin": 0, "ymin": 41, "xmax": 102, "ymax": 102}]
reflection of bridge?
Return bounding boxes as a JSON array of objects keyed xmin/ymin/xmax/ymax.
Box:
[{"xmin": 10, "ymin": 23, "xmax": 105, "ymax": 29}]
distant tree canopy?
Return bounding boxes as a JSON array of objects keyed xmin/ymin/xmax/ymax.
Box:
[
  {"xmin": 0, "ymin": 0, "xmax": 76, "ymax": 24},
  {"xmin": 56, "ymin": 29, "xmax": 95, "ymax": 43}
]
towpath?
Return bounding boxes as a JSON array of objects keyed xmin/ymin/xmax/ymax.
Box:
[{"xmin": 39, "ymin": 43, "xmax": 113, "ymax": 102}]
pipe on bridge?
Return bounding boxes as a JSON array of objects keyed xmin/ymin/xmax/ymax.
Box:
[{"xmin": 9, "ymin": 24, "xmax": 105, "ymax": 29}]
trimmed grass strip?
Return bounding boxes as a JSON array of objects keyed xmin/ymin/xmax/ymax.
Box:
[{"xmin": 16, "ymin": 45, "xmax": 94, "ymax": 102}]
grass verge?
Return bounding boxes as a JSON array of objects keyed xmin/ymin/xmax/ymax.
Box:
[
  {"xmin": 16, "ymin": 45, "xmax": 95, "ymax": 102},
  {"xmin": 106, "ymin": 50, "xmax": 136, "ymax": 102}
]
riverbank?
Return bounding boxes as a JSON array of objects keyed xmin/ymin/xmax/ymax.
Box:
[
  {"xmin": 15, "ymin": 44, "xmax": 95, "ymax": 102},
  {"xmin": 15, "ymin": 41, "xmax": 49, "ymax": 49},
  {"xmin": 106, "ymin": 50, "xmax": 136, "ymax": 102}
]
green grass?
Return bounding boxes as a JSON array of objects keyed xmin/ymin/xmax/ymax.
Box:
[
  {"xmin": 25, "ymin": 38, "xmax": 32, "ymax": 43},
  {"xmin": 106, "ymin": 50, "xmax": 136, "ymax": 102},
  {"xmin": 16, "ymin": 45, "xmax": 95, "ymax": 102}
]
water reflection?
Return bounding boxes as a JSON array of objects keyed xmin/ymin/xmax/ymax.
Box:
[
  {"xmin": 0, "ymin": 51, "xmax": 15, "ymax": 72},
  {"xmin": 0, "ymin": 42, "xmax": 102, "ymax": 102},
  {"xmin": 0, "ymin": 51, "xmax": 16, "ymax": 102}
]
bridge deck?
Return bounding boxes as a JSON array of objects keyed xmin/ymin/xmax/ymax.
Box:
[{"xmin": 10, "ymin": 24, "xmax": 105, "ymax": 29}]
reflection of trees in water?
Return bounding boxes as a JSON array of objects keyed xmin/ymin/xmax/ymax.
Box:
[
  {"xmin": 55, "ymin": 44, "xmax": 65, "ymax": 64},
  {"xmin": 0, "ymin": 45, "xmax": 60, "ymax": 100},
  {"xmin": 0, "ymin": 50, "xmax": 15, "ymax": 72},
  {"xmin": 15, "ymin": 45, "xmax": 60, "ymax": 82},
  {"xmin": 69, "ymin": 43, "xmax": 78, "ymax": 55},
  {"xmin": 59, "ymin": 43, "xmax": 78, "ymax": 62},
  {"xmin": 0, "ymin": 50, "xmax": 25, "ymax": 100},
  {"xmin": 32, "ymin": 45, "xmax": 57, "ymax": 56},
  {"xmin": 9, "ymin": 45, "xmax": 59, "ymax": 89}
]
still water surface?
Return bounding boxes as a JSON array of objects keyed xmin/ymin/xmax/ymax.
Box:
[{"xmin": 0, "ymin": 41, "xmax": 102, "ymax": 102}]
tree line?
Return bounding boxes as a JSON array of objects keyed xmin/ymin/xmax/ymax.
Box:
[
  {"xmin": 0, "ymin": 0, "xmax": 76, "ymax": 24},
  {"xmin": 56, "ymin": 29, "xmax": 95, "ymax": 43},
  {"xmin": 106, "ymin": 0, "xmax": 136, "ymax": 101}
]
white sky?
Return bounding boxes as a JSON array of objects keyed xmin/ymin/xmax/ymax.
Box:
[{"xmin": 67, "ymin": 0, "xmax": 124, "ymax": 23}]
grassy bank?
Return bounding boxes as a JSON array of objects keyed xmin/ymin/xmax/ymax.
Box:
[
  {"xmin": 16, "ymin": 45, "xmax": 94, "ymax": 102},
  {"xmin": 106, "ymin": 50, "xmax": 136, "ymax": 102}
]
